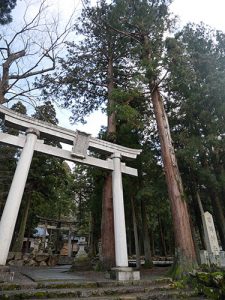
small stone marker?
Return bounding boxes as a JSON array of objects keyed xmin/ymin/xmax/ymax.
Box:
[{"xmin": 202, "ymin": 211, "xmax": 220, "ymax": 254}]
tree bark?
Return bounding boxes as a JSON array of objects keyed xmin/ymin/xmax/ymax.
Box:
[
  {"xmin": 131, "ymin": 196, "xmax": 141, "ymax": 268},
  {"xmin": 127, "ymin": 226, "xmax": 132, "ymax": 256},
  {"xmin": 141, "ymin": 199, "xmax": 152, "ymax": 267},
  {"xmin": 101, "ymin": 173, "xmax": 115, "ymax": 268},
  {"xmin": 158, "ymin": 215, "xmax": 167, "ymax": 257},
  {"xmin": 100, "ymin": 51, "xmax": 116, "ymax": 268},
  {"xmin": 150, "ymin": 228, "xmax": 155, "ymax": 257},
  {"xmin": 188, "ymin": 200, "xmax": 201, "ymax": 265},
  {"xmin": 88, "ymin": 212, "xmax": 95, "ymax": 257},
  {"xmin": 12, "ymin": 193, "xmax": 31, "ymax": 252},
  {"xmin": 151, "ymin": 87, "xmax": 196, "ymax": 274},
  {"xmin": 0, "ymin": 50, "xmax": 26, "ymax": 104},
  {"xmin": 106, "ymin": 51, "xmax": 116, "ymax": 140},
  {"xmin": 195, "ymin": 192, "xmax": 207, "ymax": 250}
]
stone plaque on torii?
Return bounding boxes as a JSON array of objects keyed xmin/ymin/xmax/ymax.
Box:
[{"xmin": 0, "ymin": 105, "xmax": 141, "ymax": 280}]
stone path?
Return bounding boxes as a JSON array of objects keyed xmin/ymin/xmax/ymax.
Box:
[
  {"xmin": 9, "ymin": 265, "xmax": 171, "ymax": 284},
  {"xmin": 0, "ymin": 266, "xmax": 206, "ymax": 299}
]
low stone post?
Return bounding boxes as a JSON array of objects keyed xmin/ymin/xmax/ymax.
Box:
[{"xmin": 0, "ymin": 128, "xmax": 39, "ymax": 265}]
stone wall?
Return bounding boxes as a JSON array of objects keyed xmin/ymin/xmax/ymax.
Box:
[{"xmin": 7, "ymin": 252, "xmax": 59, "ymax": 267}]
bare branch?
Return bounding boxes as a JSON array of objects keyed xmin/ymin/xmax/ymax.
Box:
[
  {"xmin": 0, "ymin": 0, "xmax": 77, "ymax": 105},
  {"xmin": 8, "ymin": 0, "xmax": 47, "ymax": 48}
]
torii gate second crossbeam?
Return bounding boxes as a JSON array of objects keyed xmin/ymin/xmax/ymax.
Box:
[{"xmin": 0, "ymin": 105, "xmax": 141, "ymax": 280}]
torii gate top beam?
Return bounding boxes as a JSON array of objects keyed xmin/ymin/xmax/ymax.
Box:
[{"xmin": 0, "ymin": 105, "xmax": 141, "ymax": 159}]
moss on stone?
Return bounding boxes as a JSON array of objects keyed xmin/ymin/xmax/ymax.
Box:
[
  {"xmin": 0, "ymin": 284, "xmax": 20, "ymax": 290},
  {"xmin": 202, "ymin": 286, "xmax": 219, "ymax": 300},
  {"xmin": 32, "ymin": 291, "xmax": 46, "ymax": 298},
  {"xmin": 169, "ymin": 248, "xmax": 198, "ymax": 280},
  {"xmin": 143, "ymin": 260, "xmax": 153, "ymax": 269},
  {"xmin": 37, "ymin": 282, "xmax": 97, "ymax": 289},
  {"xmin": 171, "ymin": 280, "xmax": 186, "ymax": 289},
  {"xmin": 189, "ymin": 269, "xmax": 225, "ymax": 299},
  {"xmin": 196, "ymin": 271, "xmax": 212, "ymax": 285}
]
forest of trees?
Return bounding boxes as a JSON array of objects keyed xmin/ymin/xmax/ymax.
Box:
[{"xmin": 1, "ymin": 0, "xmax": 225, "ymax": 278}]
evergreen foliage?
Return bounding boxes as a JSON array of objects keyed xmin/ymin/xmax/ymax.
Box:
[
  {"xmin": 0, "ymin": 0, "xmax": 17, "ymax": 25},
  {"xmin": 3, "ymin": 0, "xmax": 225, "ymax": 277},
  {"xmin": 166, "ymin": 23, "xmax": 225, "ymax": 250}
]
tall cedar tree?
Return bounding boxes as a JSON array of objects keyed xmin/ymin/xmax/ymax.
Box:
[
  {"xmin": 40, "ymin": 0, "xmax": 197, "ymax": 273},
  {"xmin": 166, "ymin": 24, "xmax": 225, "ymax": 250},
  {"xmin": 40, "ymin": 0, "xmax": 133, "ymax": 268},
  {"xmin": 110, "ymin": 0, "xmax": 197, "ymax": 275}
]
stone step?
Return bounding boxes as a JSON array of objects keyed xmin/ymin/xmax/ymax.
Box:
[
  {"xmin": 8, "ymin": 289, "xmax": 202, "ymax": 300},
  {"xmin": 0, "ymin": 285, "xmax": 200, "ymax": 300},
  {"xmin": 37, "ymin": 278, "xmax": 173, "ymax": 289},
  {"xmin": 23, "ymin": 297, "xmax": 204, "ymax": 300},
  {"xmin": 0, "ymin": 277, "xmax": 173, "ymax": 291}
]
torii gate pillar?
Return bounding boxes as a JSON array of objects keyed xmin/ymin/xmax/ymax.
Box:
[
  {"xmin": 112, "ymin": 153, "xmax": 128, "ymax": 267},
  {"xmin": 0, "ymin": 128, "xmax": 39, "ymax": 265},
  {"xmin": 111, "ymin": 153, "xmax": 140, "ymax": 280}
]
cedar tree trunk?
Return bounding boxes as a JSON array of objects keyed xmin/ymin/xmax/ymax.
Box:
[
  {"xmin": 100, "ymin": 51, "xmax": 116, "ymax": 269},
  {"xmin": 131, "ymin": 196, "xmax": 141, "ymax": 268},
  {"xmin": 12, "ymin": 193, "xmax": 31, "ymax": 252},
  {"xmin": 158, "ymin": 215, "xmax": 167, "ymax": 257},
  {"xmin": 151, "ymin": 87, "xmax": 196, "ymax": 276},
  {"xmin": 141, "ymin": 199, "xmax": 152, "ymax": 267}
]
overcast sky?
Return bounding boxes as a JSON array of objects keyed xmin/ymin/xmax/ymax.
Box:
[
  {"xmin": 42, "ymin": 0, "xmax": 225, "ymax": 31},
  {"xmin": 11, "ymin": 0, "xmax": 225, "ymax": 136},
  {"xmin": 48, "ymin": 0, "xmax": 225, "ymax": 30},
  {"xmin": 171, "ymin": 0, "xmax": 225, "ymax": 31}
]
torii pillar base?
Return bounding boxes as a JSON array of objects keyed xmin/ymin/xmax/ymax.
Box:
[{"xmin": 110, "ymin": 267, "xmax": 140, "ymax": 281}]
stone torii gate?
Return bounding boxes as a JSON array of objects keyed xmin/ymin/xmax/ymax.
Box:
[{"xmin": 0, "ymin": 105, "xmax": 141, "ymax": 280}]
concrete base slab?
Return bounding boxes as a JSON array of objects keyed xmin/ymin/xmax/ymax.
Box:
[{"xmin": 110, "ymin": 267, "xmax": 140, "ymax": 281}]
